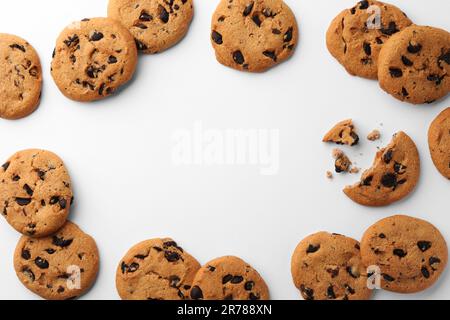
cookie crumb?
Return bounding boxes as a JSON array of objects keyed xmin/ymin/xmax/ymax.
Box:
[
  {"xmin": 332, "ymin": 148, "xmax": 352, "ymax": 173},
  {"xmin": 350, "ymin": 167, "xmax": 360, "ymax": 174},
  {"xmin": 332, "ymin": 148, "xmax": 344, "ymax": 159},
  {"xmin": 326, "ymin": 171, "xmax": 333, "ymax": 179},
  {"xmin": 367, "ymin": 129, "xmax": 381, "ymax": 141}
]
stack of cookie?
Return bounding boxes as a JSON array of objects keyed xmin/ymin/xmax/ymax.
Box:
[
  {"xmin": 291, "ymin": 215, "xmax": 448, "ymax": 300},
  {"xmin": 327, "ymin": 0, "xmax": 450, "ymax": 104},
  {"xmin": 116, "ymin": 238, "xmax": 269, "ymax": 300},
  {"xmin": 0, "ymin": 149, "xmax": 99, "ymax": 300}
]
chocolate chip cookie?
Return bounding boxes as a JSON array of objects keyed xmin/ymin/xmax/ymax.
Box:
[
  {"xmin": 116, "ymin": 238, "xmax": 200, "ymax": 300},
  {"xmin": 51, "ymin": 18, "xmax": 138, "ymax": 102},
  {"xmin": 190, "ymin": 256, "xmax": 269, "ymax": 300},
  {"xmin": 428, "ymin": 107, "xmax": 450, "ymax": 179},
  {"xmin": 378, "ymin": 25, "xmax": 450, "ymax": 104},
  {"xmin": 327, "ymin": 0, "xmax": 412, "ymax": 79},
  {"xmin": 0, "ymin": 149, "xmax": 73, "ymax": 237},
  {"xmin": 344, "ymin": 131, "xmax": 420, "ymax": 206},
  {"xmin": 14, "ymin": 221, "xmax": 99, "ymax": 300},
  {"xmin": 0, "ymin": 34, "xmax": 42, "ymax": 120},
  {"xmin": 108, "ymin": 0, "xmax": 194, "ymax": 54},
  {"xmin": 211, "ymin": 0, "xmax": 298, "ymax": 72},
  {"xmin": 291, "ymin": 232, "xmax": 372, "ymax": 300},
  {"xmin": 361, "ymin": 215, "xmax": 448, "ymax": 293},
  {"xmin": 323, "ymin": 119, "xmax": 360, "ymax": 146}
]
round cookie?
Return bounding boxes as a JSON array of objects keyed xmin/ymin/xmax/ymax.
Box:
[
  {"xmin": 378, "ymin": 25, "xmax": 450, "ymax": 104},
  {"xmin": 0, "ymin": 149, "xmax": 73, "ymax": 237},
  {"xmin": 360, "ymin": 215, "xmax": 448, "ymax": 293},
  {"xmin": 108, "ymin": 0, "xmax": 194, "ymax": 54},
  {"xmin": 0, "ymin": 33, "xmax": 42, "ymax": 119},
  {"xmin": 190, "ymin": 256, "xmax": 269, "ymax": 300},
  {"xmin": 211, "ymin": 0, "xmax": 298, "ymax": 72},
  {"xmin": 116, "ymin": 238, "xmax": 200, "ymax": 300},
  {"xmin": 344, "ymin": 131, "xmax": 420, "ymax": 207},
  {"xmin": 291, "ymin": 232, "xmax": 372, "ymax": 300},
  {"xmin": 51, "ymin": 17, "xmax": 138, "ymax": 102},
  {"xmin": 326, "ymin": 0, "xmax": 412, "ymax": 79},
  {"xmin": 14, "ymin": 221, "xmax": 99, "ymax": 300},
  {"xmin": 428, "ymin": 107, "xmax": 450, "ymax": 179}
]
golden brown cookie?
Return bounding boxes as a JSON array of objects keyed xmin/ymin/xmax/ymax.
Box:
[
  {"xmin": 323, "ymin": 119, "xmax": 360, "ymax": 146},
  {"xmin": 378, "ymin": 25, "xmax": 450, "ymax": 104},
  {"xmin": 14, "ymin": 221, "xmax": 99, "ymax": 300},
  {"xmin": 326, "ymin": 0, "xmax": 412, "ymax": 79},
  {"xmin": 428, "ymin": 107, "xmax": 450, "ymax": 179},
  {"xmin": 51, "ymin": 18, "xmax": 138, "ymax": 102},
  {"xmin": 211, "ymin": 0, "xmax": 298, "ymax": 72},
  {"xmin": 108, "ymin": 0, "xmax": 194, "ymax": 54},
  {"xmin": 360, "ymin": 215, "xmax": 448, "ymax": 293},
  {"xmin": 116, "ymin": 238, "xmax": 200, "ymax": 300},
  {"xmin": 291, "ymin": 232, "xmax": 372, "ymax": 300},
  {"xmin": 344, "ymin": 131, "xmax": 420, "ymax": 206},
  {"xmin": 0, "ymin": 149, "xmax": 73, "ymax": 237},
  {"xmin": 0, "ymin": 33, "xmax": 42, "ymax": 120},
  {"xmin": 190, "ymin": 256, "xmax": 269, "ymax": 300}
]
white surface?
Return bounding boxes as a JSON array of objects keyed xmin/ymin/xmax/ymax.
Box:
[{"xmin": 0, "ymin": 0, "xmax": 449, "ymax": 300}]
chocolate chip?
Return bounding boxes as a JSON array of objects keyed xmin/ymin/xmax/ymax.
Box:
[
  {"xmin": 64, "ymin": 35, "xmax": 79, "ymax": 47},
  {"xmin": 243, "ymin": 2, "xmax": 254, "ymax": 16},
  {"xmin": 252, "ymin": 14, "xmax": 262, "ymax": 27},
  {"xmin": 394, "ymin": 162, "xmax": 406, "ymax": 174},
  {"xmin": 10, "ymin": 43, "xmax": 26, "ymax": 52},
  {"xmin": 57, "ymin": 286, "xmax": 65, "ymax": 293},
  {"xmin": 108, "ymin": 56, "xmax": 118, "ymax": 64},
  {"xmin": 262, "ymin": 8, "xmax": 275, "ymax": 18},
  {"xmin": 379, "ymin": 233, "xmax": 386, "ymax": 239},
  {"xmin": 139, "ymin": 10, "xmax": 153, "ymax": 21},
  {"xmin": 23, "ymin": 268, "xmax": 35, "ymax": 282},
  {"xmin": 2, "ymin": 162, "xmax": 10, "ymax": 171},
  {"xmin": 35, "ymin": 257, "xmax": 49, "ymax": 269},
  {"xmin": 326, "ymin": 267, "xmax": 340, "ymax": 278},
  {"xmin": 421, "ymin": 266, "xmax": 430, "ymax": 279},
  {"xmin": 15, "ymin": 198, "xmax": 31, "ymax": 206},
  {"xmin": 350, "ymin": 7, "xmax": 356, "ymax": 14},
  {"xmin": 362, "ymin": 175, "xmax": 373, "ymax": 186},
  {"xmin": 381, "ymin": 173, "xmax": 397, "ymax": 188},
  {"xmin": 249, "ymin": 292, "xmax": 260, "ymax": 300},
  {"xmin": 211, "ymin": 31, "xmax": 223, "ymax": 45},
  {"xmin": 300, "ymin": 285, "xmax": 314, "ymax": 300},
  {"xmin": 306, "ymin": 244, "xmax": 320, "ymax": 253},
  {"xmin": 417, "ymin": 241, "xmax": 432, "ymax": 252},
  {"xmin": 326, "ymin": 286, "xmax": 336, "ymax": 299},
  {"xmin": 164, "ymin": 251, "xmax": 180, "ymax": 262},
  {"xmin": 402, "ymin": 87, "xmax": 409, "ymax": 97},
  {"xmin": 427, "ymin": 74, "xmax": 444, "ymax": 86},
  {"xmin": 345, "ymin": 284, "xmax": 355, "ymax": 295},
  {"xmin": 222, "ymin": 274, "xmax": 233, "ymax": 284},
  {"xmin": 98, "ymin": 83, "xmax": 106, "ymax": 96},
  {"xmin": 244, "ymin": 281, "xmax": 254, "ymax": 291},
  {"xmin": 380, "ymin": 22, "xmax": 399, "ymax": 35},
  {"xmin": 52, "ymin": 236, "xmax": 73, "ymax": 248},
  {"xmin": 37, "ymin": 170, "xmax": 45, "ymax": 180},
  {"xmin": 12, "ymin": 175, "xmax": 20, "ymax": 181},
  {"xmin": 389, "ymin": 67, "xmax": 403, "ymax": 78},
  {"xmin": 128, "ymin": 262, "xmax": 139, "ymax": 273},
  {"xmin": 45, "ymin": 249, "xmax": 56, "ymax": 254},
  {"xmin": 429, "ymin": 257, "xmax": 441, "ymax": 267},
  {"xmin": 393, "ymin": 249, "xmax": 407, "ymax": 258},
  {"xmin": 233, "ymin": 51, "xmax": 245, "ymax": 65},
  {"xmin": 284, "ymin": 27, "xmax": 293, "ymax": 42},
  {"xmin": 59, "ymin": 198, "xmax": 67, "ymax": 209},
  {"xmin": 158, "ymin": 5, "xmax": 169, "ymax": 23},
  {"xmin": 121, "ymin": 262, "xmax": 127, "ymax": 274},
  {"xmin": 21, "ymin": 249, "xmax": 31, "ymax": 260},
  {"xmin": 382, "ymin": 274, "xmax": 395, "ymax": 282},
  {"xmin": 231, "ymin": 276, "xmax": 244, "ymax": 284},
  {"xmin": 190, "ymin": 286, "xmax": 203, "ymax": 300},
  {"xmin": 207, "ymin": 265, "xmax": 216, "ymax": 272},
  {"xmin": 169, "ymin": 275, "xmax": 180, "ymax": 288},
  {"xmin": 363, "ymin": 42, "xmax": 371, "ymax": 56},
  {"xmin": 407, "ymin": 42, "xmax": 422, "ymax": 54},
  {"xmin": 359, "ymin": 0, "xmax": 369, "ymax": 9},
  {"xmin": 438, "ymin": 50, "xmax": 450, "ymax": 65},
  {"xmin": 346, "ymin": 266, "xmax": 359, "ymax": 278},
  {"xmin": 50, "ymin": 196, "xmax": 60, "ymax": 205},
  {"xmin": 90, "ymin": 31, "xmax": 104, "ymax": 41},
  {"xmin": 262, "ymin": 50, "xmax": 277, "ymax": 61},
  {"xmin": 401, "ymin": 55, "xmax": 413, "ymax": 66},
  {"xmin": 272, "ymin": 28, "xmax": 281, "ymax": 35},
  {"xmin": 383, "ymin": 149, "xmax": 393, "ymax": 164},
  {"xmin": 375, "ymin": 37, "xmax": 383, "ymax": 44},
  {"xmin": 23, "ymin": 184, "xmax": 34, "ymax": 196},
  {"xmin": 135, "ymin": 39, "xmax": 148, "ymax": 51}
]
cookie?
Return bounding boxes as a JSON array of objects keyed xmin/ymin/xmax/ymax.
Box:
[
  {"xmin": 51, "ymin": 18, "xmax": 138, "ymax": 102},
  {"xmin": 326, "ymin": 0, "xmax": 412, "ymax": 79},
  {"xmin": 323, "ymin": 119, "xmax": 359, "ymax": 146},
  {"xmin": 378, "ymin": 25, "xmax": 450, "ymax": 104},
  {"xmin": 428, "ymin": 107, "xmax": 450, "ymax": 179},
  {"xmin": 0, "ymin": 149, "xmax": 73, "ymax": 237},
  {"xmin": 360, "ymin": 215, "xmax": 448, "ymax": 293},
  {"xmin": 211, "ymin": 0, "xmax": 298, "ymax": 72},
  {"xmin": 14, "ymin": 221, "xmax": 99, "ymax": 300},
  {"xmin": 108, "ymin": 0, "xmax": 194, "ymax": 54},
  {"xmin": 190, "ymin": 256, "xmax": 269, "ymax": 300},
  {"xmin": 291, "ymin": 232, "xmax": 372, "ymax": 300},
  {"xmin": 116, "ymin": 238, "xmax": 200, "ymax": 300},
  {"xmin": 0, "ymin": 34, "xmax": 42, "ymax": 120},
  {"xmin": 344, "ymin": 131, "xmax": 419, "ymax": 206}
]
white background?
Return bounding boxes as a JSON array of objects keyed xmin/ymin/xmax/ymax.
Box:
[{"xmin": 0, "ymin": 0, "xmax": 449, "ymax": 300}]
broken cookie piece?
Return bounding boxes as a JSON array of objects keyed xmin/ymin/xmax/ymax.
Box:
[
  {"xmin": 367, "ymin": 129, "xmax": 381, "ymax": 141},
  {"xmin": 323, "ymin": 119, "xmax": 359, "ymax": 146},
  {"xmin": 344, "ymin": 131, "xmax": 420, "ymax": 207},
  {"xmin": 333, "ymin": 148, "xmax": 352, "ymax": 173}
]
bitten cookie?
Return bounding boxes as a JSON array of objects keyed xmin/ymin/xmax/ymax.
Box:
[
  {"xmin": 14, "ymin": 221, "xmax": 99, "ymax": 300},
  {"xmin": 116, "ymin": 238, "xmax": 200, "ymax": 300},
  {"xmin": 378, "ymin": 25, "xmax": 450, "ymax": 104},
  {"xmin": 0, "ymin": 149, "xmax": 73, "ymax": 237},
  {"xmin": 211, "ymin": 0, "xmax": 298, "ymax": 72},
  {"xmin": 291, "ymin": 232, "xmax": 372, "ymax": 300},
  {"xmin": 326, "ymin": 0, "xmax": 412, "ymax": 79},
  {"xmin": 190, "ymin": 256, "xmax": 269, "ymax": 300},
  {"xmin": 360, "ymin": 215, "xmax": 448, "ymax": 293},
  {"xmin": 108, "ymin": 0, "xmax": 194, "ymax": 54},
  {"xmin": 428, "ymin": 107, "xmax": 450, "ymax": 179},
  {"xmin": 51, "ymin": 18, "xmax": 138, "ymax": 102},
  {"xmin": 323, "ymin": 119, "xmax": 360, "ymax": 146},
  {"xmin": 344, "ymin": 131, "xmax": 420, "ymax": 206},
  {"xmin": 0, "ymin": 34, "xmax": 42, "ymax": 120}
]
